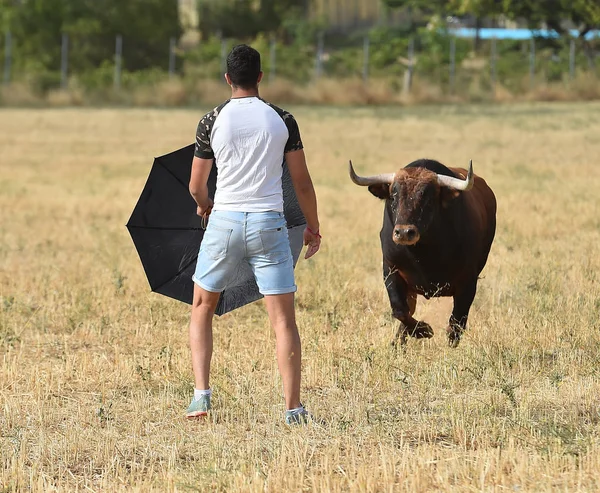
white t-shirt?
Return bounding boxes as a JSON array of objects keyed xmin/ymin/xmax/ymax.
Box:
[{"xmin": 194, "ymin": 97, "xmax": 303, "ymax": 212}]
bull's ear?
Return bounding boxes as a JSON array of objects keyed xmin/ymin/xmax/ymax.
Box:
[
  {"xmin": 368, "ymin": 184, "xmax": 391, "ymax": 199},
  {"xmin": 440, "ymin": 187, "xmax": 460, "ymax": 207}
]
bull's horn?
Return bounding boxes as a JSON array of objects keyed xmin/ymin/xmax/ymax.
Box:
[
  {"xmin": 348, "ymin": 160, "xmax": 395, "ymax": 187},
  {"xmin": 436, "ymin": 159, "xmax": 474, "ymax": 191}
]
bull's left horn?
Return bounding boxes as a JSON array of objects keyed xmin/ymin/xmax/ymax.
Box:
[
  {"xmin": 348, "ymin": 160, "xmax": 395, "ymax": 186},
  {"xmin": 436, "ymin": 159, "xmax": 474, "ymax": 191}
]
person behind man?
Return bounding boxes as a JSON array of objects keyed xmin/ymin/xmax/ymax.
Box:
[{"xmin": 187, "ymin": 44, "xmax": 321, "ymax": 425}]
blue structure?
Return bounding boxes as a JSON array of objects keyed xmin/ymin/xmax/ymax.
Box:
[{"xmin": 449, "ymin": 28, "xmax": 600, "ymax": 40}]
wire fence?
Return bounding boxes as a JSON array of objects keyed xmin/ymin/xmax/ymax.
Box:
[{"xmin": 1, "ymin": 30, "xmax": 599, "ymax": 99}]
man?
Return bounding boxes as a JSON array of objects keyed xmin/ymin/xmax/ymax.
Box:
[{"xmin": 187, "ymin": 44, "xmax": 321, "ymax": 425}]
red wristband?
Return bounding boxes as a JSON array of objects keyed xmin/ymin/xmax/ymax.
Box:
[{"xmin": 307, "ymin": 226, "xmax": 322, "ymax": 238}]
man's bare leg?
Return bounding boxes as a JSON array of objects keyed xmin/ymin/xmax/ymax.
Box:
[
  {"xmin": 264, "ymin": 293, "xmax": 302, "ymax": 410},
  {"xmin": 189, "ymin": 284, "xmax": 221, "ymax": 390}
]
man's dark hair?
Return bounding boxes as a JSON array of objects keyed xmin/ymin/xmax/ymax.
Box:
[{"xmin": 226, "ymin": 44, "xmax": 261, "ymax": 89}]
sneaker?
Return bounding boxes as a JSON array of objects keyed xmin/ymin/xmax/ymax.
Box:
[
  {"xmin": 186, "ymin": 394, "xmax": 211, "ymax": 419},
  {"xmin": 285, "ymin": 406, "xmax": 310, "ymax": 426}
]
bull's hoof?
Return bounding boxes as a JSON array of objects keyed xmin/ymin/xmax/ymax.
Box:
[
  {"xmin": 409, "ymin": 321, "xmax": 434, "ymax": 339},
  {"xmin": 447, "ymin": 326, "xmax": 463, "ymax": 348}
]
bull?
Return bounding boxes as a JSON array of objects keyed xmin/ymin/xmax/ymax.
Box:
[{"xmin": 349, "ymin": 158, "xmax": 497, "ymax": 347}]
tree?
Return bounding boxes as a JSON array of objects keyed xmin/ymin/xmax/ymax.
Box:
[
  {"xmin": 381, "ymin": 0, "xmax": 450, "ymax": 21},
  {"xmin": 448, "ymin": 0, "xmax": 505, "ymax": 51},
  {"xmin": 198, "ymin": 0, "xmax": 261, "ymax": 39},
  {"xmin": 7, "ymin": 0, "xmax": 182, "ymax": 76},
  {"xmin": 198, "ymin": 0, "xmax": 331, "ymax": 41},
  {"xmin": 501, "ymin": 0, "xmax": 600, "ymax": 68},
  {"xmin": 382, "ymin": 0, "xmax": 445, "ymax": 10}
]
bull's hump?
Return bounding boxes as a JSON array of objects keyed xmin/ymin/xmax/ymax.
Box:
[
  {"xmin": 397, "ymin": 167, "xmax": 437, "ymax": 184},
  {"xmin": 404, "ymin": 159, "xmax": 458, "ymax": 178}
]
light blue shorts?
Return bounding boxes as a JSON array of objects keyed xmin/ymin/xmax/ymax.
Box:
[{"xmin": 192, "ymin": 210, "xmax": 297, "ymax": 296}]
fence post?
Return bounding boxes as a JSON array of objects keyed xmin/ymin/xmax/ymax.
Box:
[
  {"xmin": 315, "ymin": 31, "xmax": 324, "ymax": 80},
  {"xmin": 403, "ymin": 38, "xmax": 415, "ymax": 94},
  {"xmin": 362, "ymin": 34, "xmax": 370, "ymax": 83},
  {"xmin": 3, "ymin": 31, "xmax": 11, "ymax": 85},
  {"xmin": 378, "ymin": 1, "xmax": 386, "ymax": 26},
  {"xmin": 169, "ymin": 37, "xmax": 176, "ymax": 78},
  {"xmin": 61, "ymin": 33, "xmax": 69, "ymax": 89},
  {"xmin": 569, "ymin": 39, "xmax": 575, "ymax": 80},
  {"xmin": 114, "ymin": 35, "xmax": 123, "ymax": 91},
  {"xmin": 449, "ymin": 36, "xmax": 456, "ymax": 93},
  {"xmin": 491, "ymin": 36, "xmax": 497, "ymax": 96},
  {"xmin": 220, "ymin": 36, "xmax": 227, "ymax": 81},
  {"xmin": 529, "ymin": 38, "xmax": 535, "ymax": 91},
  {"xmin": 269, "ymin": 37, "xmax": 276, "ymax": 84}
]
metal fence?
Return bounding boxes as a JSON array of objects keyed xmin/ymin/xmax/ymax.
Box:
[
  {"xmin": 1, "ymin": 30, "xmax": 598, "ymax": 97},
  {"xmin": 1, "ymin": 32, "xmax": 180, "ymax": 90}
]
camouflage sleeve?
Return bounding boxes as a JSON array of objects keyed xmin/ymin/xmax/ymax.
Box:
[
  {"xmin": 283, "ymin": 113, "xmax": 304, "ymax": 154},
  {"xmin": 194, "ymin": 111, "xmax": 216, "ymax": 159}
]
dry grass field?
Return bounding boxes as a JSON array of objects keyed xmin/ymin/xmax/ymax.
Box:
[{"xmin": 1, "ymin": 102, "xmax": 600, "ymax": 492}]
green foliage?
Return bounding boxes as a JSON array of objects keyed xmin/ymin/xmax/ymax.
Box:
[
  {"xmin": 1, "ymin": 0, "xmax": 598, "ymax": 98},
  {"xmin": 77, "ymin": 61, "xmax": 115, "ymax": 92},
  {"xmin": 382, "ymin": 0, "xmax": 410, "ymax": 8},
  {"xmin": 368, "ymin": 27, "xmax": 410, "ymax": 75},
  {"xmin": 24, "ymin": 71, "xmax": 63, "ymax": 94},
  {"xmin": 450, "ymin": 0, "xmax": 505, "ymax": 17},
  {"xmin": 198, "ymin": 0, "xmax": 308, "ymax": 40},
  {"xmin": 5, "ymin": 0, "xmax": 181, "ymax": 79},
  {"xmin": 385, "ymin": 0, "xmax": 600, "ymax": 35},
  {"xmin": 271, "ymin": 42, "xmax": 316, "ymax": 83},
  {"xmin": 183, "ymin": 33, "xmax": 317, "ymax": 84},
  {"xmin": 198, "ymin": 0, "xmax": 263, "ymax": 39},
  {"xmin": 323, "ymin": 47, "xmax": 362, "ymax": 78},
  {"xmin": 182, "ymin": 35, "xmax": 225, "ymax": 81},
  {"xmin": 279, "ymin": 12, "xmax": 326, "ymax": 46},
  {"xmin": 501, "ymin": 0, "xmax": 600, "ymax": 35},
  {"xmin": 382, "ymin": 0, "xmax": 447, "ymax": 12},
  {"xmin": 417, "ymin": 27, "xmax": 469, "ymax": 85}
]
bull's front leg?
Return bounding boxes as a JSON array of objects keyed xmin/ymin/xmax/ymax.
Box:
[
  {"xmin": 384, "ymin": 264, "xmax": 433, "ymax": 346},
  {"xmin": 447, "ymin": 279, "xmax": 477, "ymax": 348}
]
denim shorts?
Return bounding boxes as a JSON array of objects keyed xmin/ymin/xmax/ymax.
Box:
[{"xmin": 192, "ymin": 210, "xmax": 297, "ymax": 296}]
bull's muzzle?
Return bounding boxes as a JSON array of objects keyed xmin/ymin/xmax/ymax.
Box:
[{"xmin": 393, "ymin": 225, "xmax": 420, "ymax": 245}]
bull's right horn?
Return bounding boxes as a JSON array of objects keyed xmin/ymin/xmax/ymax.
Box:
[
  {"xmin": 436, "ymin": 159, "xmax": 474, "ymax": 191},
  {"xmin": 348, "ymin": 160, "xmax": 395, "ymax": 186}
]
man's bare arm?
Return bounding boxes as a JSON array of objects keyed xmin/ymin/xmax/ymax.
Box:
[
  {"xmin": 189, "ymin": 156, "xmax": 214, "ymax": 216},
  {"xmin": 286, "ymin": 149, "xmax": 319, "ymax": 230},
  {"xmin": 286, "ymin": 149, "xmax": 321, "ymax": 259}
]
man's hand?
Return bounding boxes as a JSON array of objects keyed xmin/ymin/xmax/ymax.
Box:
[
  {"xmin": 196, "ymin": 198, "xmax": 214, "ymax": 218},
  {"xmin": 303, "ymin": 227, "xmax": 321, "ymax": 259}
]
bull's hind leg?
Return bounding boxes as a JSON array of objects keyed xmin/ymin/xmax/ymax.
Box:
[
  {"xmin": 384, "ymin": 265, "xmax": 433, "ymax": 347},
  {"xmin": 447, "ymin": 280, "xmax": 477, "ymax": 348}
]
